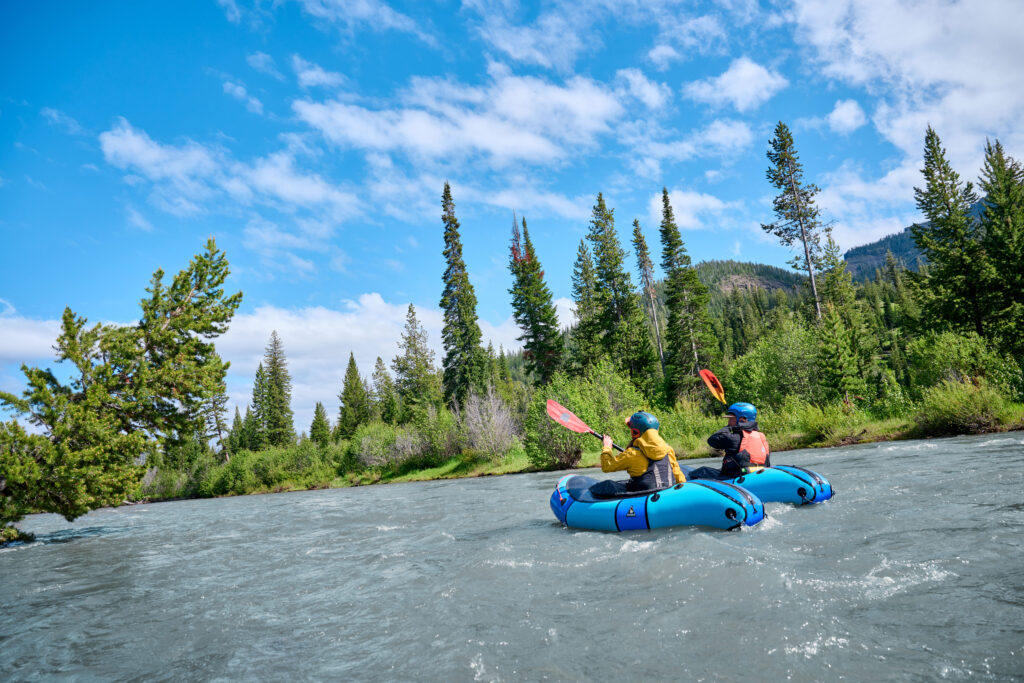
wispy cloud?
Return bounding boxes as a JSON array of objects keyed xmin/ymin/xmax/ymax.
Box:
[
  {"xmin": 223, "ymin": 80, "xmax": 264, "ymax": 114},
  {"xmin": 247, "ymin": 52, "xmax": 285, "ymax": 80},
  {"xmin": 294, "ymin": 66, "xmax": 625, "ymax": 166},
  {"xmin": 291, "ymin": 55, "xmax": 346, "ymax": 88},
  {"xmin": 41, "ymin": 107, "xmax": 84, "ymax": 135},
  {"xmin": 826, "ymin": 99, "xmax": 867, "ymax": 134},
  {"xmin": 216, "ymin": 0, "xmax": 241, "ymax": 23},
  {"xmin": 125, "ymin": 204, "xmax": 154, "ymax": 231},
  {"xmin": 647, "ymin": 189, "xmax": 734, "ymax": 230},
  {"xmin": 616, "ymin": 68, "xmax": 671, "ymax": 110},
  {"xmin": 683, "ymin": 57, "xmax": 788, "ymax": 112},
  {"xmin": 294, "ymin": 0, "xmax": 437, "ymax": 47}
]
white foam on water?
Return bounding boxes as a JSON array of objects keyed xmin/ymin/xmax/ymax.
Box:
[
  {"xmin": 883, "ymin": 442, "xmax": 938, "ymax": 452},
  {"xmin": 784, "ymin": 635, "xmax": 850, "ymax": 658},
  {"xmin": 375, "ymin": 525, "xmax": 400, "ymax": 531},
  {"xmin": 783, "ymin": 558, "xmax": 956, "ymax": 602},
  {"xmin": 483, "ymin": 558, "xmax": 535, "ymax": 569}
]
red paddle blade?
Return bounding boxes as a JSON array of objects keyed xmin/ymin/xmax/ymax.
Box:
[
  {"xmin": 546, "ymin": 399, "xmax": 593, "ymax": 434},
  {"xmin": 699, "ymin": 369, "xmax": 727, "ymax": 404}
]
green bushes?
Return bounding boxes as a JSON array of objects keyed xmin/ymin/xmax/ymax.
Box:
[
  {"xmin": 727, "ymin": 318, "xmax": 823, "ymax": 410},
  {"xmin": 906, "ymin": 331, "xmax": 1022, "ymax": 400},
  {"xmin": 912, "ymin": 379, "xmax": 1007, "ymax": 436},
  {"xmin": 524, "ymin": 361, "xmax": 644, "ymax": 470}
]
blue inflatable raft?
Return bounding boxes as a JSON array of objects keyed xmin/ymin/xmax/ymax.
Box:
[
  {"xmin": 550, "ymin": 474, "xmax": 765, "ymax": 531},
  {"xmin": 681, "ymin": 465, "xmax": 835, "ymax": 505}
]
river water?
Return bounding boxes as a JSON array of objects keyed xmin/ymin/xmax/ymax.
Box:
[{"xmin": 3, "ymin": 433, "xmax": 1023, "ymax": 681}]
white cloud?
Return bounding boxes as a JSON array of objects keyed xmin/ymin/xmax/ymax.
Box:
[
  {"xmin": 246, "ymin": 151, "xmax": 357, "ymax": 214},
  {"xmin": 648, "ymin": 189, "xmax": 731, "ymax": 230},
  {"xmin": 294, "ymin": 0, "xmax": 437, "ymax": 47},
  {"xmin": 41, "ymin": 107, "xmax": 83, "ymax": 135},
  {"xmin": 126, "ymin": 205, "xmax": 154, "ymax": 231},
  {"xmin": 625, "ymin": 118, "xmax": 754, "ymax": 166},
  {"xmin": 648, "ymin": 45, "xmax": 681, "ymax": 70},
  {"xmin": 222, "ymin": 81, "xmax": 264, "ymax": 115},
  {"xmin": 616, "ymin": 68, "xmax": 671, "ymax": 110},
  {"xmin": 826, "ymin": 99, "xmax": 866, "ymax": 134},
  {"xmin": 791, "ymin": 0, "xmax": 1024, "ymax": 167},
  {"xmin": 216, "ymin": 0, "xmax": 240, "ymax": 23},
  {"xmin": 683, "ymin": 57, "xmax": 788, "ymax": 112},
  {"xmin": 216, "ymin": 293, "xmax": 521, "ymax": 430},
  {"xmin": 0, "ymin": 307, "xmax": 60, "ymax": 364},
  {"xmin": 247, "ymin": 52, "xmax": 285, "ymax": 80},
  {"xmin": 476, "ymin": 12, "xmax": 585, "ymax": 72},
  {"xmin": 294, "ymin": 69, "xmax": 625, "ymax": 165},
  {"xmin": 291, "ymin": 55, "xmax": 346, "ymax": 88}
]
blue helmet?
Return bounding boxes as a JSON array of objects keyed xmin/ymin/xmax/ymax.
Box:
[
  {"xmin": 626, "ymin": 411, "xmax": 659, "ymax": 435},
  {"xmin": 726, "ymin": 402, "xmax": 757, "ymax": 423}
]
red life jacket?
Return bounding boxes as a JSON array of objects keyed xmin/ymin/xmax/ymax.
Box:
[{"xmin": 738, "ymin": 429, "xmax": 770, "ymax": 466}]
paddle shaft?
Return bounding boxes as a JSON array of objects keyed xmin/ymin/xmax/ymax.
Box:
[{"xmin": 589, "ymin": 430, "xmax": 625, "ymax": 453}]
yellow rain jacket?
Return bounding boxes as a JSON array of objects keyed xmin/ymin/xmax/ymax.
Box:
[{"xmin": 601, "ymin": 428, "xmax": 685, "ymax": 488}]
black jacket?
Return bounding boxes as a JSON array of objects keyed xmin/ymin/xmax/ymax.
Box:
[{"xmin": 707, "ymin": 422, "xmax": 762, "ymax": 479}]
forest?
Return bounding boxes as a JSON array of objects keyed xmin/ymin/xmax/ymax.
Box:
[{"xmin": 2, "ymin": 123, "xmax": 1022, "ymax": 541}]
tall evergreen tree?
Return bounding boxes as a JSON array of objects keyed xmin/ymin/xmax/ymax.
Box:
[
  {"xmin": 372, "ymin": 356, "xmax": 399, "ymax": 425},
  {"xmin": 978, "ymin": 138, "xmax": 1024, "ymax": 357},
  {"xmin": 509, "ymin": 215, "xmax": 563, "ymax": 385},
  {"xmin": 586, "ymin": 193, "xmax": 658, "ymax": 392},
  {"xmin": 338, "ymin": 352, "xmax": 371, "ymax": 439},
  {"xmin": 761, "ymin": 121, "xmax": 826, "ymax": 319},
  {"xmin": 631, "ymin": 219, "xmax": 665, "ymax": 377},
  {"xmin": 261, "ymin": 331, "xmax": 294, "ymax": 447},
  {"xmin": 310, "ymin": 401, "xmax": 330, "ymax": 448},
  {"xmin": 567, "ymin": 239, "xmax": 604, "ymax": 373},
  {"xmin": 439, "ymin": 182, "xmax": 486, "ymax": 406},
  {"xmin": 819, "ymin": 233, "xmax": 874, "ymax": 387},
  {"xmin": 249, "ymin": 362, "xmax": 269, "ymax": 450},
  {"xmin": 202, "ymin": 388, "xmax": 229, "ymax": 451},
  {"xmin": 225, "ymin": 406, "xmax": 243, "ymax": 460},
  {"xmin": 911, "ymin": 126, "xmax": 990, "ymax": 337},
  {"xmin": 659, "ymin": 188, "xmax": 718, "ymax": 399},
  {"xmin": 392, "ymin": 304, "xmax": 442, "ymax": 420}
]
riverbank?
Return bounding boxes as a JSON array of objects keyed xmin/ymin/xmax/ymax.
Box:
[{"xmin": 189, "ymin": 401, "xmax": 1024, "ymax": 493}]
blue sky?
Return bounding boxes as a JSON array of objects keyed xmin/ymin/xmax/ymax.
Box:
[{"xmin": 2, "ymin": 0, "xmax": 1023, "ymax": 430}]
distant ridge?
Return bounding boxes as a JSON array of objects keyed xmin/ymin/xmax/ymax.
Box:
[{"xmin": 694, "ymin": 259, "xmax": 805, "ymax": 293}]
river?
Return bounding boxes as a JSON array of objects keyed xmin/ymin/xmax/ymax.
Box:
[{"xmin": 3, "ymin": 433, "xmax": 1023, "ymax": 681}]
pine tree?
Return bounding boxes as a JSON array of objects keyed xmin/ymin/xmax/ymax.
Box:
[
  {"xmin": 372, "ymin": 356, "xmax": 399, "ymax": 425},
  {"xmin": 818, "ymin": 304, "xmax": 866, "ymax": 402},
  {"xmin": 586, "ymin": 193, "xmax": 658, "ymax": 392},
  {"xmin": 392, "ymin": 304, "xmax": 442, "ymax": 420},
  {"xmin": 761, "ymin": 121, "xmax": 825, "ymax": 319},
  {"xmin": 819, "ymin": 232, "xmax": 875, "ymax": 384},
  {"xmin": 509, "ymin": 215, "xmax": 563, "ymax": 385},
  {"xmin": 439, "ymin": 182, "xmax": 486, "ymax": 406},
  {"xmin": 202, "ymin": 387, "xmax": 229, "ymax": 452},
  {"xmin": 631, "ymin": 219, "xmax": 665, "ymax": 377},
  {"xmin": 225, "ymin": 406, "xmax": 243, "ymax": 460},
  {"xmin": 911, "ymin": 126, "xmax": 991, "ymax": 337},
  {"xmin": 978, "ymin": 138, "xmax": 1024, "ymax": 357},
  {"xmin": 338, "ymin": 352, "xmax": 371, "ymax": 439},
  {"xmin": 261, "ymin": 331, "xmax": 294, "ymax": 447},
  {"xmin": 249, "ymin": 363, "xmax": 268, "ymax": 450},
  {"xmin": 659, "ymin": 188, "xmax": 718, "ymax": 399},
  {"xmin": 0, "ymin": 239, "xmax": 241, "ymax": 530},
  {"xmin": 567, "ymin": 239, "xmax": 604, "ymax": 373},
  {"xmin": 310, "ymin": 401, "xmax": 330, "ymax": 448},
  {"xmin": 240, "ymin": 406, "xmax": 257, "ymax": 451}
]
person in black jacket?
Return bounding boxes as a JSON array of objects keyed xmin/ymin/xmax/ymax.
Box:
[{"xmin": 683, "ymin": 402, "xmax": 771, "ymax": 481}]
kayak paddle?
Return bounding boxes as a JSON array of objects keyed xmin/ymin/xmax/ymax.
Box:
[
  {"xmin": 545, "ymin": 399, "xmax": 624, "ymax": 452},
  {"xmin": 699, "ymin": 368, "xmax": 727, "ymax": 404}
]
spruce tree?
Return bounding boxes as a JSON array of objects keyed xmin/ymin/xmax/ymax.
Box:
[
  {"xmin": 631, "ymin": 219, "xmax": 665, "ymax": 377},
  {"xmin": 225, "ymin": 406, "xmax": 243, "ymax": 459},
  {"xmin": 818, "ymin": 304, "xmax": 866, "ymax": 402},
  {"xmin": 978, "ymin": 138, "xmax": 1024, "ymax": 357},
  {"xmin": 261, "ymin": 331, "xmax": 294, "ymax": 447},
  {"xmin": 659, "ymin": 188, "xmax": 718, "ymax": 399},
  {"xmin": 439, "ymin": 182, "xmax": 486, "ymax": 406},
  {"xmin": 372, "ymin": 356, "xmax": 399, "ymax": 425},
  {"xmin": 509, "ymin": 215, "xmax": 563, "ymax": 385},
  {"xmin": 761, "ymin": 121, "xmax": 825, "ymax": 319},
  {"xmin": 911, "ymin": 126, "xmax": 990, "ymax": 337},
  {"xmin": 567, "ymin": 239, "xmax": 604, "ymax": 374},
  {"xmin": 338, "ymin": 352, "xmax": 371, "ymax": 439},
  {"xmin": 250, "ymin": 363, "xmax": 268, "ymax": 450},
  {"xmin": 310, "ymin": 402, "xmax": 330, "ymax": 448},
  {"xmin": 586, "ymin": 193, "xmax": 658, "ymax": 392},
  {"xmin": 392, "ymin": 304, "xmax": 442, "ymax": 420}
]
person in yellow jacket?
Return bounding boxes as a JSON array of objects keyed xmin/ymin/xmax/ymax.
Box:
[{"xmin": 589, "ymin": 411, "xmax": 685, "ymax": 498}]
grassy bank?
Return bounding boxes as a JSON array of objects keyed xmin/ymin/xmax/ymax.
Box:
[{"xmin": 134, "ymin": 397, "xmax": 1024, "ymax": 498}]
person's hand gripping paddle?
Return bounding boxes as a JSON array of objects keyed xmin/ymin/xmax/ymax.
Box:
[
  {"xmin": 545, "ymin": 399, "xmax": 624, "ymax": 452},
  {"xmin": 699, "ymin": 368, "xmax": 727, "ymax": 404}
]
